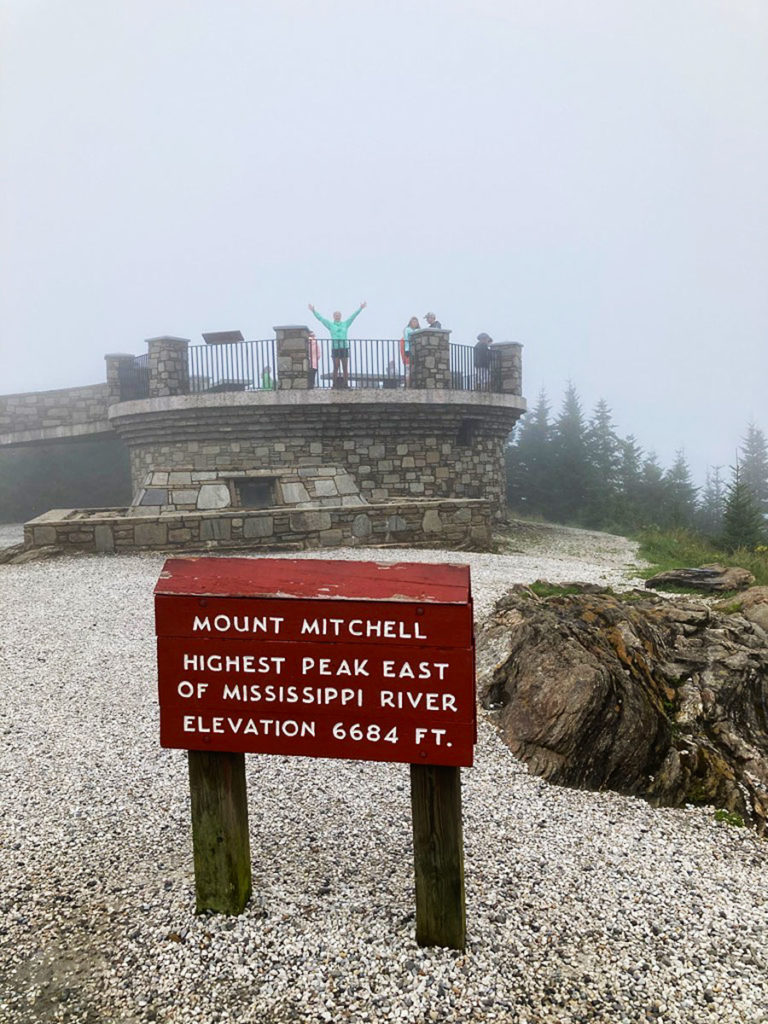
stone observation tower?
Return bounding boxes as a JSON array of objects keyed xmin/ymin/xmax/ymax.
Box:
[{"xmin": 1, "ymin": 326, "xmax": 526, "ymax": 554}]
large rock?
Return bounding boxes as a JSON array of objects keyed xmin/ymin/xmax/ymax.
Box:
[
  {"xmin": 480, "ymin": 586, "xmax": 768, "ymax": 831},
  {"xmin": 645, "ymin": 563, "xmax": 754, "ymax": 592}
]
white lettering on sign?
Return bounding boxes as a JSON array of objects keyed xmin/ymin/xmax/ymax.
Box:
[
  {"xmin": 415, "ymin": 727, "xmax": 448, "ymax": 745},
  {"xmin": 219, "ymin": 684, "xmax": 364, "ymax": 707},
  {"xmin": 191, "ymin": 614, "xmax": 285, "ymax": 635},
  {"xmin": 300, "ymin": 618, "xmax": 427, "ymax": 640},
  {"xmin": 182, "ymin": 715, "xmax": 316, "ymax": 737},
  {"xmin": 382, "ymin": 660, "xmax": 449, "ymax": 680},
  {"xmin": 380, "ymin": 691, "xmax": 457, "ymax": 712},
  {"xmin": 299, "ymin": 656, "xmax": 369, "ymax": 677},
  {"xmin": 183, "ymin": 653, "xmax": 286, "ymax": 674}
]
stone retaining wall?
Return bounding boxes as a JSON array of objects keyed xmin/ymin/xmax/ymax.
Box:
[
  {"xmin": 111, "ymin": 395, "xmax": 520, "ymax": 514},
  {"xmin": 24, "ymin": 499, "xmax": 492, "ymax": 554},
  {"xmin": 0, "ymin": 383, "xmax": 109, "ymax": 438}
]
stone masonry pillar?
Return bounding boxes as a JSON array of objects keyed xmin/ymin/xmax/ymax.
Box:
[
  {"xmin": 409, "ymin": 329, "xmax": 451, "ymax": 389},
  {"xmin": 146, "ymin": 336, "xmax": 190, "ymax": 398},
  {"xmin": 275, "ymin": 325, "xmax": 310, "ymax": 390},
  {"xmin": 104, "ymin": 353, "xmax": 139, "ymax": 404},
  {"xmin": 492, "ymin": 342, "xmax": 523, "ymax": 396}
]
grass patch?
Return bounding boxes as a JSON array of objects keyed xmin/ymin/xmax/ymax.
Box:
[
  {"xmin": 713, "ymin": 809, "xmax": 745, "ymax": 827},
  {"xmin": 637, "ymin": 528, "xmax": 768, "ymax": 586}
]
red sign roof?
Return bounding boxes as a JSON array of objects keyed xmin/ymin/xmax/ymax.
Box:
[{"xmin": 155, "ymin": 556, "xmax": 471, "ymax": 604}]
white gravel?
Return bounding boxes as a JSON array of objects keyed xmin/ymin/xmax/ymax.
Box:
[{"xmin": 0, "ymin": 527, "xmax": 766, "ymax": 1024}]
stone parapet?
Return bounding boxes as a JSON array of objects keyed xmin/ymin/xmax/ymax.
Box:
[
  {"xmin": 493, "ymin": 342, "xmax": 523, "ymax": 396},
  {"xmin": 147, "ymin": 336, "xmax": 190, "ymax": 398},
  {"xmin": 23, "ymin": 498, "xmax": 493, "ymax": 554},
  {"xmin": 0, "ymin": 383, "xmax": 110, "ymax": 439},
  {"xmin": 274, "ymin": 325, "xmax": 310, "ymax": 390},
  {"xmin": 409, "ymin": 329, "xmax": 451, "ymax": 390},
  {"xmin": 104, "ymin": 353, "xmax": 138, "ymax": 405}
]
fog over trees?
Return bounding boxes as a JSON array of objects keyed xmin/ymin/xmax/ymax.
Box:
[{"xmin": 506, "ymin": 384, "xmax": 768, "ymax": 548}]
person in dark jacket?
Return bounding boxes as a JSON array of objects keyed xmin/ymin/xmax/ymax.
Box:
[
  {"xmin": 424, "ymin": 312, "xmax": 442, "ymax": 329},
  {"xmin": 473, "ymin": 332, "xmax": 493, "ymax": 390}
]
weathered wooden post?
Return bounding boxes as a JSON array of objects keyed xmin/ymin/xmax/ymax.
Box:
[
  {"xmin": 411, "ymin": 764, "xmax": 466, "ymax": 949},
  {"xmin": 154, "ymin": 557, "xmax": 476, "ymax": 945},
  {"xmin": 187, "ymin": 750, "xmax": 252, "ymax": 914}
]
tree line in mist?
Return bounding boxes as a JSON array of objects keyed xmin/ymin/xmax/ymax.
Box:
[{"xmin": 505, "ymin": 384, "xmax": 768, "ymax": 550}]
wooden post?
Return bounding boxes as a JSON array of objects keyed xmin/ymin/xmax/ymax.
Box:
[
  {"xmin": 410, "ymin": 763, "xmax": 466, "ymax": 950},
  {"xmin": 188, "ymin": 750, "xmax": 252, "ymax": 914}
]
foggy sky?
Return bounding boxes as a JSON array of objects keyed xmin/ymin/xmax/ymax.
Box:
[{"xmin": 1, "ymin": 0, "xmax": 766, "ymax": 485}]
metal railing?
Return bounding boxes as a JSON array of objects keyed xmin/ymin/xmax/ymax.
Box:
[
  {"xmin": 449, "ymin": 345, "xmax": 502, "ymax": 393},
  {"xmin": 312, "ymin": 337, "xmax": 405, "ymax": 389},
  {"xmin": 118, "ymin": 354, "xmax": 150, "ymax": 401},
  {"xmin": 116, "ymin": 338, "xmax": 507, "ymax": 399},
  {"xmin": 188, "ymin": 339, "xmax": 277, "ymax": 393}
]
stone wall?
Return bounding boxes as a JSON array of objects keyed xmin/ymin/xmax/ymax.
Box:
[
  {"xmin": 0, "ymin": 383, "xmax": 110, "ymax": 440},
  {"xmin": 132, "ymin": 466, "xmax": 365, "ymax": 512},
  {"xmin": 24, "ymin": 498, "xmax": 492, "ymax": 554},
  {"xmin": 110, "ymin": 394, "xmax": 521, "ymax": 515}
]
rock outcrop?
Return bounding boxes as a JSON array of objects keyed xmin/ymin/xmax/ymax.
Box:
[
  {"xmin": 645, "ymin": 563, "xmax": 754, "ymax": 592},
  {"xmin": 480, "ymin": 586, "xmax": 768, "ymax": 831}
]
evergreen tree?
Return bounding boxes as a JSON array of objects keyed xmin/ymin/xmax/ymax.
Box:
[
  {"xmin": 721, "ymin": 463, "xmax": 766, "ymax": 551},
  {"xmin": 662, "ymin": 449, "xmax": 698, "ymax": 529},
  {"xmin": 739, "ymin": 422, "xmax": 768, "ymax": 516},
  {"xmin": 696, "ymin": 466, "xmax": 726, "ymax": 538},
  {"xmin": 583, "ymin": 399, "xmax": 621, "ymax": 527},
  {"xmin": 614, "ymin": 434, "xmax": 645, "ymax": 531},
  {"xmin": 505, "ymin": 389, "xmax": 553, "ymax": 515},
  {"xmin": 549, "ymin": 382, "xmax": 589, "ymax": 524},
  {"xmin": 636, "ymin": 453, "xmax": 667, "ymax": 528}
]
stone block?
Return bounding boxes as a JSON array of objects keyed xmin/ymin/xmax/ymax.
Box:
[
  {"xmin": 140, "ymin": 488, "xmax": 168, "ymax": 506},
  {"xmin": 197, "ymin": 483, "xmax": 232, "ymax": 510},
  {"xmin": 171, "ymin": 489, "xmax": 198, "ymax": 506},
  {"xmin": 281, "ymin": 481, "xmax": 310, "ymax": 504},
  {"xmin": 319, "ymin": 529, "xmax": 344, "ymax": 547},
  {"xmin": 422, "ymin": 510, "xmax": 443, "ymax": 534},
  {"xmin": 352, "ymin": 514, "xmax": 372, "ymax": 539},
  {"xmin": 290, "ymin": 510, "xmax": 331, "ymax": 533},
  {"xmin": 335, "ymin": 474, "xmax": 360, "ymax": 496},
  {"xmin": 94, "ymin": 524, "xmax": 115, "ymax": 553},
  {"xmin": 313, "ymin": 478, "xmax": 338, "ymax": 497},
  {"xmin": 33, "ymin": 525, "xmax": 58, "ymax": 546},
  {"xmin": 243, "ymin": 516, "xmax": 275, "ymax": 538},
  {"xmin": 168, "ymin": 471, "xmax": 192, "ymax": 485},
  {"xmin": 135, "ymin": 522, "xmax": 168, "ymax": 547},
  {"xmin": 201, "ymin": 518, "xmax": 233, "ymax": 541}
]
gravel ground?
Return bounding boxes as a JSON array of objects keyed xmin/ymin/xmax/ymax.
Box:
[{"xmin": 0, "ymin": 527, "xmax": 766, "ymax": 1024}]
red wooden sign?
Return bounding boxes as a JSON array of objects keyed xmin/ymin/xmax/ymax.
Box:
[{"xmin": 154, "ymin": 557, "xmax": 476, "ymax": 767}]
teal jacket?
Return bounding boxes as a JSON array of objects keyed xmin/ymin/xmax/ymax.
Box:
[{"xmin": 312, "ymin": 306, "xmax": 363, "ymax": 345}]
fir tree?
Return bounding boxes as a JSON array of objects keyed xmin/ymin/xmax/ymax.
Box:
[
  {"xmin": 739, "ymin": 422, "xmax": 768, "ymax": 516},
  {"xmin": 583, "ymin": 399, "xmax": 621, "ymax": 527},
  {"xmin": 696, "ymin": 466, "xmax": 726, "ymax": 538},
  {"xmin": 721, "ymin": 463, "xmax": 766, "ymax": 552},
  {"xmin": 637, "ymin": 453, "xmax": 667, "ymax": 528},
  {"xmin": 614, "ymin": 435, "xmax": 645, "ymax": 531},
  {"xmin": 506, "ymin": 389, "xmax": 552, "ymax": 515},
  {"xmin": 662, "ymin": 450, "xmax": 698, "ymax": 529},
  {"xmin": 549, "ymin": 382, "xmax": 589, "ymax": 524}
]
